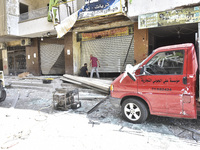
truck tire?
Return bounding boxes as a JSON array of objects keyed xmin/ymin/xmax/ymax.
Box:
[
  {"xmin": 0, "ymin": 89, "xmax": 6, "ymax": 102},
  {"xmin": 122, "ymin": 98, "xmax": 148, "ymax": 123}
]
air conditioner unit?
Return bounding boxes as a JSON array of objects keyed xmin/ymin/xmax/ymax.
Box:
[
  {"xmin": 0, "ymin": 43, "xmax": 6, "ymax": 50},
  {"xmin": 21, "ymin": 38, "xmax": 31, "ymax": 46}
]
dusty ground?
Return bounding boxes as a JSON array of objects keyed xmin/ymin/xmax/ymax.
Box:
[{"xmin": 0, "ymin": 76, "xmax": 200, "ymax": 149}]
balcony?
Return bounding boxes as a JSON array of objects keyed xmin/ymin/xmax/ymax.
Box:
[
  {"xmin": 18, "ymin": 1, "xmax": 78, "ymax": 38},
  {"xmin": 19, "ymin": 7, "xmax": 48, "ymax": 23}
]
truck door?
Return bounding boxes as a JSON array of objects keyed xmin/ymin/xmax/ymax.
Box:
[{"xmin": 138, "ymin": 49, "xmax": 187, "ymax": 116}]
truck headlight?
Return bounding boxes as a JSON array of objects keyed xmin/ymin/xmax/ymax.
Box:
[{"xmin": 110, "ymin": 85, "xmax": 114, "ymax": 91}]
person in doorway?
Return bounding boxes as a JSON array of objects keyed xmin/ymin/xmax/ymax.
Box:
[
  {"xmin": 79, "ymin": 63, "xmax": 89, "ymax": 77},
  {"xmin": 90, "ymin": 54, "xmax": 100, "ymax": 78}
]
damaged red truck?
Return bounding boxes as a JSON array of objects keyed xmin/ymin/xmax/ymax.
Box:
[{"xmin": 110, "ymin": 43, "xmax": 200, "ymax": 123}]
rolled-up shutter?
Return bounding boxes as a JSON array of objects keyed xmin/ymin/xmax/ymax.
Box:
[
  {"xmin": 40, "ymin": 43, "xmax": 65, "ymax": 75},
  {"xmin": 81, "ymin": 34, "xmax": 134, "ymax": 72}
]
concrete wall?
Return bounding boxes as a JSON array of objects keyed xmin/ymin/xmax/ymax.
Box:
[
  {"xmin": 0, "ymin": 0, "xmax": 7, "ymax": 36},
  {"xmin": 20, "ymin": 0, "xmax": 49, "ymax": 10},
  {"xmin": 133, "ymin": 23, "xmax": 148, "ymax": 64},
  {"xmin": 128, "ymin": 0, "xmax": 200, "ymax": 18},
  {"xmin": 6, "ymin": 0, "xmax": 19, "ymax": 36},
  {"xmin": 19, "ymin": 17, "xmax": 55, "ymax": 37},
  {"xmin": 73, "ymin": 32, "xmax": 81, "ymax": 75},
  {"xmin": 2, "ymin": 49, "xmax": 9, "ymax": 75},
  {"xmin": 77, "ymin": 0, "xmax": 85, "ymax": 10}
]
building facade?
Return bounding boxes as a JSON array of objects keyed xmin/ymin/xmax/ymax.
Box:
[
  {"xmin": 1, "ymin": 0, "xmax": 200, "ymax": 76},
  {"xmin": 128, "ymin": 0, "xmax": 200, "ymax": 63}
]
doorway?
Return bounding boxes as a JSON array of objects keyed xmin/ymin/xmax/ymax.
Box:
[{"xmin": 149, "ymin": 23, "xmax": 198, "ymax": 54}]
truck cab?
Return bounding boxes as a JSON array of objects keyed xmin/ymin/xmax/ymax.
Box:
[{"xmin": 110, "ymin": 43, "xmax": 200, "ymax": 123}]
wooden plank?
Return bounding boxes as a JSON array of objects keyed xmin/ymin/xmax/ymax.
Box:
[
  {"xmin": 62, "ymin": 74, "xmax": 112, "ymax": 92},
  {"xmin": 60, "ymin": 77, "xmax": 109, "ymax": 94}
]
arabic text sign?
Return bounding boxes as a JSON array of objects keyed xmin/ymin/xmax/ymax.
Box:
[
  {"xmin": 139, "ymin": 6, "xmax": 200, "ymax": 29},
  {"xmin": 78, "ymin": 0, "xmax": 122, "ymax": 19},
  {"xmin": 80, "ymin": 26, "xmax": 130, "ymax": 41}
]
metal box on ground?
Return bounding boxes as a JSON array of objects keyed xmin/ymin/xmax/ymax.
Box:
[{"xmin": 53, "ymin": 88, "xmax": 81, "ymax": 111}]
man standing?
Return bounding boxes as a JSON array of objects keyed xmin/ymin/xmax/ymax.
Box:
[{"xmin": 90, "ymin": 54, "xmax": 100, "ymax": 78}]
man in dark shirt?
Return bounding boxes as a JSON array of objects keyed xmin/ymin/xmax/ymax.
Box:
[{"xmin": 80, "ymin": 63, "xmax": 88, "ymax": 77}]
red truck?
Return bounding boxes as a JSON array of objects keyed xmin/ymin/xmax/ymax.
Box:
[{"xmin": 110, "ymin": 43, "xmax": 200, "ymax": 123}]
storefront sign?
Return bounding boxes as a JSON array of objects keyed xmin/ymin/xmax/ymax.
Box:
[
  {"xmin": 78, "ymin": 0, "xmax": 122, "ymax": 20},
  {"xmin": 79, "ymin": 26, "xmax": 131, "ymax": 41},
  {"xmin": 139, "ymin": 6, "xmax": 200, "ymax": 29}
]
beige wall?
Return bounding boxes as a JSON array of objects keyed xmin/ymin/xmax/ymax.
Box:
[
  {"xmin": 134, "ymin": 22, "xmax": 149, "ymax": 64},
  {"xmin": 64, "ymin": 33, "xmax": 74, "ymax": 75},
  {"xmin": 20, "ymin": 0, "xmax": 49, "ymax": 10},
  {"xmin": 26, "ymin": 38, "xmax": 40, "ymax": 75},
  {"xmin": 2, "ymin": 49, "xmax": 8, "ymax": 75},
  {"xmin": 73, "ymin": 31, "xmax": 81, "ymax": 75},
  {"xmin": 0, "ymin": 0, "xmax": 6, "ymax": 36}
]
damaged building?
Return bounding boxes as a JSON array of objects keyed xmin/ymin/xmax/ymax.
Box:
[{"xmin": 0, "ymin": 0, "xmax": 200, "ymax": 77}]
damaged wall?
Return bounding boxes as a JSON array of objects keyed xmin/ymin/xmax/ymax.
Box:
[{"xmin": 128, "ymin": 0, "xmax": 200, "ymax": 19}]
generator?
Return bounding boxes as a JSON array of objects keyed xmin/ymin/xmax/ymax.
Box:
[{"xmin": 53, "ymin": 88, "xmax": 81, "ymax": 111}]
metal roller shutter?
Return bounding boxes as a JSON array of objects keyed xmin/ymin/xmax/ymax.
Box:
[
  {"xmin": 40, "ymin": 43, "xmax": 65, "ymax": 75},
  {"xmin": 81, "ymin": 34, "xmax": 134, "ymax": 73}
]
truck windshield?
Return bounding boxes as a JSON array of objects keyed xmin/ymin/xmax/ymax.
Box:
[{"xmin": 145, "ymin": 50, "xmax": 184, "ymax": 75}]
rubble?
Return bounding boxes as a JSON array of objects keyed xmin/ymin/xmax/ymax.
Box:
[{"xmin": 0, "ymin": 76, "xmax": 200, "ymax": 149}]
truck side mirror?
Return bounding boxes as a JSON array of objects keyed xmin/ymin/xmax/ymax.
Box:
[{"xmin": 127, "ymin": 72, "xmax": 136, "ymax": 81}]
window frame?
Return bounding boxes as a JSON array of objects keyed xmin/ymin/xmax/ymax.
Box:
[{"xmin": 145, "ymin": 49, "xmax": 185, "ymax": 75}]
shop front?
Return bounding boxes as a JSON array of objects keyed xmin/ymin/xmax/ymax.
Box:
[
  {"xmin": 39, "ymin": 38, "xmax": 65, "ymax": 75},
  {"xmin": 138, "ymin": 5, "xmax": 200, "ymax": 54},
  {"xmin": 77, "ymin": 26, "xmax": 134, "ymax": 76},
  {"xmin": 7, "ymin": 46, "xmax": 26, "ymax": 75}
]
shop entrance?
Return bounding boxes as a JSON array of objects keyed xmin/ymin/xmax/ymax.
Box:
[
  {"xmin": 149, "ymin": 23, "xmax": 198, "ymax": 54},
  {"xmin": 7, "ymin": 46, "xmax": 26, "ymax": 75}
]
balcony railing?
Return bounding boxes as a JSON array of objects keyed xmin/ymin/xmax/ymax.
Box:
[{"xmin": 19, "ymin": 7, "xmax": 48, "ymax": 22}]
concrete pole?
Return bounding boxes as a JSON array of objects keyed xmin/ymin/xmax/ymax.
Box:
[{"xmin": 2, "ymin": 49, "xmax": 9, "ymax": 75}]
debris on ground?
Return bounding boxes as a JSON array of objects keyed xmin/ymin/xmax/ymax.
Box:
[
  {"xmin": 0, "ymin": 76, "xmax": 200, "ymax": 149},
  {"xmin": 53, "ymin": 88, "xmax": 81, "ymax": 111}
]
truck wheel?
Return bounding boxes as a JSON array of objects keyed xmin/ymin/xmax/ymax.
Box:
[
  {"xmin": 0, "ymin": 89, "xmax": 6, "ymax": 102},
  {"xmin": 122, "ymin": 98, "xmax": 148, "ymax": 123}
]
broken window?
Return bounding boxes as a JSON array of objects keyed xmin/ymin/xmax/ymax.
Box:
[{"xmin": 145, "ymin": 50, "xmax": 184, "ymax": 75}]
